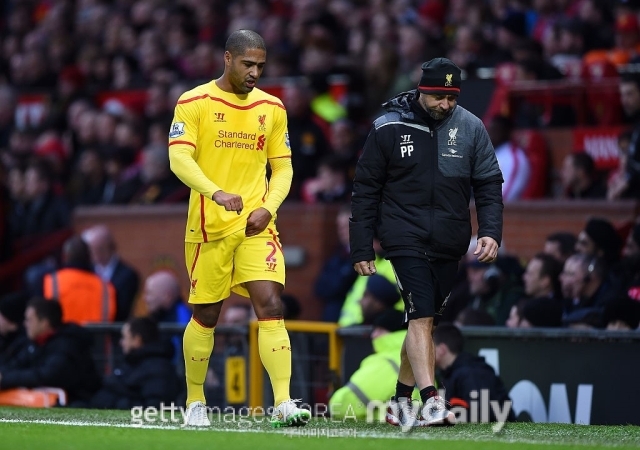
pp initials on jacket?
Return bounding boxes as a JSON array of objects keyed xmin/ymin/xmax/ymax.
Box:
[{"xmin": 350, "ymin": 90, "xmax": 504, "ymax": 264}]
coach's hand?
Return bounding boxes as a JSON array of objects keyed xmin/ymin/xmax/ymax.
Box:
[
  {"xmin": 353, "ymin": 260, "xmax": 377, "ymax": 276},
  {"xmin": 213, "ymin": 190, "xmax": 243, "ymax": 214},
  {"xmin": 474, "ymin": 236, "xmax": 499, "ymax": 263},
  {"xmin": 245, "ymin": 208, "xmax": 272, "ymax": 237}
]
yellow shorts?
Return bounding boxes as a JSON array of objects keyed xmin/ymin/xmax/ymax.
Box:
[{"xmin": 184, "ymin": 226, "xmax": 286, "ymax": 304}]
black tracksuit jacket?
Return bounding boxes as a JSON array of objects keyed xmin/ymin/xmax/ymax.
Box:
[{"xmin": 350, "ymin": 90, "xmax": 504, "ymax": 263}]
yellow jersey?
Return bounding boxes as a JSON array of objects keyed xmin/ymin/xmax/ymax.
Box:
[{"xmin": 168, "ymin": 80, "xmax": 291, "ymax": 243}]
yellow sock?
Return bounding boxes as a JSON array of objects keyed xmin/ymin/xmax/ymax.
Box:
[
  {"xmin": 258, "ymin": 318, "xmax": 291, "ymax": 406},
  {"xmin": 183, "ymin": 317, "xmax": 214, "ymax": 406}
]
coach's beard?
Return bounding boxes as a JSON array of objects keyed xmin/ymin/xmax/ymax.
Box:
[{"xmin": 427, "ymin": 107, "xmax": 453, "ymax": 121}]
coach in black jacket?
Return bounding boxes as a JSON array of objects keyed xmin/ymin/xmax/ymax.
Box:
[{"xmin": 350, "ymin": 58, "xmax": 503, "ymax": 427}]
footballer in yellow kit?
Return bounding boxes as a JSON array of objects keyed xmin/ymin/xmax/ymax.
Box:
[
  {"xmin": 169, "ymin": 79, "xmax": 291, "ymax": 302},
  {"xmin": 169, "ymin": 29, "xmax": 309, "ymax": 429}
]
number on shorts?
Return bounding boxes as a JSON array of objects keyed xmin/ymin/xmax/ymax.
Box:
[
  {"xmin": 265, "ymin": 241, "xmax": 278, "ymax": 271},
  {"xmin": 265, "ymin": 241, "xmax": 277, "ymax": 262}
]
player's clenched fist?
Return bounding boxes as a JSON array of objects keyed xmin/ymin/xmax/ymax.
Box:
[{"xmin": 212, "ymin": 190, "xmax": 243, "ymax": 214}]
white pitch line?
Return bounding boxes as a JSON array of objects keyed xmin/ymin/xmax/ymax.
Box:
[
  {"xmin": 0, "ymin": 418, "xmax": 455, "ymax": 440},
  {"xmin": 0, "ymin": 418, "xmax": 434, "ymax": 440},
  {"xmin": 0, "ymin": 418, "xmax": 250, "ymax": 431},
  {"xmin": 0, "ymin": 418, "xmax": 628, "ymax": 447}
]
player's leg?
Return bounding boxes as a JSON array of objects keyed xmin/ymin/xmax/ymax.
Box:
[
  {"xmin": 416, "ymin": 258, "xmax": 460, "ymax": 426},
  {"xmin": 233, "ymin": 227, "xmax": 310, "ymax": 427},
  {"xmin": 394, "ymin": 258, "xmax": 457, "ymax": 426},
  {"xmin": 183, "ymin": 236, "xmax": 239, "ymax": 426},
  {"xmin": 386, "ymin": 337, "xmax": 418, "ymax": 426},
  {"xmin": 246, "ymin": 279, "xmax": 290, "ymax": 404},
  {"xmin": 245, "ymin": 280, "xmax": 310, "ymax": 427},
  {"xmin": 387, "ymin": 256, "xmax": 443, "ymax": 429},
  {"xmin": 391, "ymin": 262, "xmax": 417, "ymax": 394}
]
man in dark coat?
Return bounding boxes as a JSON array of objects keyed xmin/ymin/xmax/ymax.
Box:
[
  {"xmin": 10, "ymin": 159, "xmax": 71, "ymax": 241},
  {"xmin": 434, "ymin": 323, "xmax": 515, "ymax": 423},
  {"xmin": 82, "ymin": 224, "xmax": 140, "ymax": 322},
  {"xmin": 0, "ymin": 291, "xmax": 29, "ymax": 367},
  {"xmin": 350, "ymin": 57, "xmax": 503, "ymax": 427},
  {"xmin": 90, "ymin": 317, "xmax": 180, "ymax": 409},
  {"xmin": 0, "ymin": 297, "xmax": 101, "ymax": 405}
]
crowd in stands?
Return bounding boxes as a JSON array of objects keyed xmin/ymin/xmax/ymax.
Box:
[
  {"xmin": 0, "ymin": 224, "xmax": 187, "ymax": 408},
  {"xmin": 2, "ymin": 0, "xmax": 640, "ymax": 411},
  {"xmin": 0, "ymin": 223, "xmax": 303, "ymax": 409},
  {"xmin": 317, "ymin": 208, "xmax": 640, "ymax": 331},
  {"xmin": 1, "ymin": 1, "xmax": 640, "ymax": 233}
]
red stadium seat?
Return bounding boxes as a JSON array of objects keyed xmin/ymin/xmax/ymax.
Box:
[
  {"xmin": 561, "ymin": 59, "xmax": 584, "ymax": 81},
  {"xmin": 581, "ymin": 59, "xmax": 619, "ymax": 81},
  {"xmin": 580, "ymin": 60, "xmax": 621, "ymax": 125},
  {"xmin": 513, "ymin": 129, "xmax": 550, "ymax": 199},
  {"xmin": 494, "ymin": 62, "xmax": 519, "ymax": 87},
  {"xmin": 483, "ymin": 63, "xmax": 520, "ymax": 125}
]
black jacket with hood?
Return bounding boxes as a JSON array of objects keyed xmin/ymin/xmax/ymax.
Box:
[
  {"xmin": 90, "ymin": 340, "xmax": 180, "ymax": 410},
  {"xmin": 350, "ymin": 90, "xmax": 504, "ymax": 263},
  {"xmin": 440, "ymin": 351, "xmax": 516, "ymax": 422},
  {"xmin": 0, "ymin": 323, "xmax": 101, "ymax": 404}
]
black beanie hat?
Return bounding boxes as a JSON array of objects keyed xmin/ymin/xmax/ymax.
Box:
[
  {"xmin": 365, "ymin": 274, "xmax": 401, "ymax": 308},
  {"xmin": 0, "ymin": 291, "xmax": 29, "ymax": 325},
  {"xmin": 418, "ymin": 57, "xmax": 462, "ymax": 96}
]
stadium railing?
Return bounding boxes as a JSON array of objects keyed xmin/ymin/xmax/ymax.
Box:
[
  {"xmin": 84, "ymin": 322, "xmax": 640, "ymax": 424},
  {"xmin": 84, "ymin": 321, "xmax": 343, "ymax": 414}
]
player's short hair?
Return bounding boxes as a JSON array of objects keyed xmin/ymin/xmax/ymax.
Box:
[
  {"xmin": 225, "ymin": 30, "xmax": 266, "ymax": 56},
  {"xmin": 28, "ymin": 297, "xmax": 63, "ymax": 329},
  {"xmin": 433, "ymin": 322, "xmax": 464, "ymax": 354},
  {"xmin": 127, "ymin": 317, "xmax": 159, "ymax": 345}
]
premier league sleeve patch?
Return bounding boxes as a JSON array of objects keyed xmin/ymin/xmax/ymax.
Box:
[
  {"xmin": 284, "ymin": 132, "xmax": 290, "ymax": 149},
  {"xmin": 169, "ymin": 122, "xmax": 186, "ymax": 138}
]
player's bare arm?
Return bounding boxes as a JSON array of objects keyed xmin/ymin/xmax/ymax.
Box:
[
  {"xmin": 353, "ymin": 260, "xmax": 377, "ymax": 276},
  {"xmin": 245, "ymin": 207, "xmax": 272, "ymax": 237},
  {"xmin": 474, "ymin": 236, "xmax": 499, "ymax": 263},
  {"xmin": 212, "ymin": 190, "xmax": 243, "ymax": 214}
]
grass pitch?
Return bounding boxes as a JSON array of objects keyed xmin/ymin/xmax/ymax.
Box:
[{"xmin": 1, "ymin": 407, "xmax": 639, "ymax": 450}]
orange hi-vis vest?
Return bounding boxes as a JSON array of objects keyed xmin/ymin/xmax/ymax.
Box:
[{"xmin": 43, "ymin": 268, "xmax": 116, "ymax": 324}]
